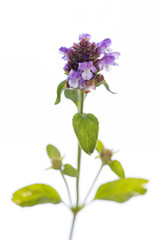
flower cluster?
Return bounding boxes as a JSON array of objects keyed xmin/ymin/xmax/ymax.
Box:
[{"xmin": 59, "ymin": 34, "xmax": 120, "ymax": 92}]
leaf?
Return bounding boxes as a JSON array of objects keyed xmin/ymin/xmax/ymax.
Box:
[
  {"xmin": 110, "ymin": 160, "xmax": 125, "ymax": 178},
  {"xmin": 46, "ymin": 144, "xmax": 61, "ymax": 160},
  {"xmin": 96, "ymin": 139, "xmax": 105, "ymax": 154},
  {"xmin": 95, "ymin": 178, "xmax": 148, "ymax": 203},
  {"xmin": 55, "ymin": 80, "xmax": 66, "ymax": 104},
  {"xmin": 103, "ymin": 80, "xmax": 116, "ymax": 94},
  {"xmin": 64, "ymin": 89, "xmax": 79, "ymax": 107},
  {"xmin": 12, "ymin": 184, "xmax": 62, "ymax": 207},
  {"xmin": 73, "ymin": 113, "xmax": 99, "ymax": 155},
  {"xmin": 62, "ymin": 164, "xmax": 78, "ymax": 177}
]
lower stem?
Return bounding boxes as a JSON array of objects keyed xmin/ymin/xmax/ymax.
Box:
[
  {"xmin": 76, "ymin": 144, "xmax": 81, "ymax": 207},
  {"xmin": 69, "ymin": 214, "xmax": 77, "ymax": 240}
]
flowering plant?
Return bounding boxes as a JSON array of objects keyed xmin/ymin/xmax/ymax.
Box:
[{"xmin": 12, "ymin": 34, "xmax": 148, "ymax": 240}]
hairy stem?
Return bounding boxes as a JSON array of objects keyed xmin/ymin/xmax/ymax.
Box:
[
  {"xmin": 83, "ymin": 164, "xmax": 103, "ymax": 204},
  {"xmin": 76, "ymin": 90, "xmax": 84, "ymax": 207},
  {"xmin": 61, "ymin": 171, "xmax": 73, "ymax": 206},
  {"xmin": 69, "ymin": 213, "xmax": 77, "ymax": 240}
]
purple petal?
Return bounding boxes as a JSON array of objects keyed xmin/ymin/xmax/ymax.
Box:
[
  {"xmin": 79, "ymin": 62, "xmax": 92, "ymax": 70},
  {"xmin": 59, "ymin": 47, "xmax": 69, "ymax": 60},
  {"xmin": 82, "ymin": 69, "xmax": 93, "ymax": 80},
  {"xmin": 90, "ymin": 65, "xmax": 97, "ymax": 73},
  {"xmin": 97, "ymin": 38, "xmax": 112, "ymax": 54},
  {"xmin": 79, "ymin": 33, "xmax": 91, "ymax": 41},
  {"xmin": 98, "ymin": 51, "xmax": 120, "ymax": 71},
  {"xmin": 68, "ymin": 69, "xmax": 81, "ymax": 80},
  {"xmin": 108, "ymin": 52, "xmax": 121, "ymax": 59},
  {"xmin": 69, "ymin": 79, "xmax": 79, "ymax": 88},
  {"xmin": 78, "ymin": 61, "xmax": 95, "ymax": 71},
  {"xmin": 59, "ymin": 47, "xmax": 69, "ymax": 54},
  {"xmin": 67, "ymin": 69, "xmax": 82, "ymax": 88},
  {"xmin": 63, "ymin": 63, "xmax": 70, "ymax": 71}
]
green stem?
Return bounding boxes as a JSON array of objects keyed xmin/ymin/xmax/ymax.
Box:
[
  {"xmin": 69, "ymin": 213, "xmax": 77, "ymax": 240},
  {"xmin": 82, "ymin": 164, "xmax": 103, "ymax": 204},
  {"xmin": 76, "ymin": 90, "xmax": 84, "ymax": 207},
  {"xmin": 61, "ymin": 171, "xmax": 73, "ymax": 206},
  {"xmin": 69, "ymin": 90, "xmax": 84, "ymax": 240}
]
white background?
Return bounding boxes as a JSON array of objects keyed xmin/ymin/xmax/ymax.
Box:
[{"xmin": 0, "ymin": 0, "xmax": 160, "ymax": 239}]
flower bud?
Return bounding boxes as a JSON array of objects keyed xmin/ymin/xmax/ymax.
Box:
[
  {"xmin": 100, "ymin": 149, "xmax": 113, "ymax": 165},
  {"xmin": 51, "ymin": 158, "xmax": 62, "ymax": 170}
]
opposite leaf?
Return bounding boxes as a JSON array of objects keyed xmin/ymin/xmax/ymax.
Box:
[
  {"xmin": 55, "ymin": 80, "xmax": 66, "ymax": 105},
  {"xmin": 62, "ymin": 164, "xmax": 78, "ymax": 177},
  {"xmin": 95, "ymin": 178, "xmax": 148, "ymax": 203},
  {"xmin": 46, "ymin": 144, "xmax": 61, "ymax": 160},
  {"xmin": 73, "ymin": 113, "xmax": 99, "ymax": 155},
  {"xmin": 103, "ymin": 80, "xmax": 116, "ymax": 94},
  {"xmin": 64, "ymin": 89, "xmax": 79, "ymax": 107},
  {"xmin": 12, "ymin": 184, "xmax": 62, "ymax": 207},
  {"xmin": 96, "ymin": 139, "xmax": 105, "ymax": 154},
  {"xmin": 110, "ymin": 160, "xmax": 125, "ymax": 178}
]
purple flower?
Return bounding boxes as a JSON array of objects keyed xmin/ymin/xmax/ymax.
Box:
[
  {"xmin": 59, "ymin": 34, "xmax": 120, "ymax": 92},
  {"xmin": 59, "ymin": 47, "xmax": 69, "ymax": 60},
  {"xmin": 79, "ymin": 33, "xmax": 91, "ymax": 41},
  {"xmin": 68, "ymin": 69, "xmax": 82, "ymax": 88},
  {"xmin": 78, "ymin": 61, "xmax": 97, "ymax": 80},
  {"xmin": 98, "ymin": 52, "xmax": 120, "ymax": 71},
  {"xmin": 97, "ymin": 38, "xmax": 112, "ymax": 54},
  {"xmin": 63, "ymin": 63, "xmax": 70, "ymax": 72}
]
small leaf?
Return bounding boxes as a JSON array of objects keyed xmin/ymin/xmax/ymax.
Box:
[
  {"xmin": 110, "ymin": 160, "xmax": 125, "ymax": 178},
  {"xmin": 64, "ymin": 89, "xmax": 79, "ymax": 107},
  {"xmin": 62, "ymin": 164, "xmax": 78, "ymax": 177},
  {"xmin": 95, "ymin": 178, "xmax": 148, "ymax": 203},
  {"xmin": 96, "ymin": 139, "xmax": 105, "ymax": 154},
  {"xmin": 46, "ymin": 144, "xmax": 61, "ymax": 160},
  {"xmin": 12, "ymin": 184, "xmax": 62, "ymax": 207},
  {"xmin": 103, "ymin": 80, "xmax": 116, "ymax": 94},
  {"xmin": 73, "ymin": 113, "xmax": 99, "ymax": 155},
  {"xmin": 55, "ymin": 80, "xmax": 66, "ymax": 104}
]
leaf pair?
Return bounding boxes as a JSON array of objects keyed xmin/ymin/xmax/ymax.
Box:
[
  {"xmin": 55, "ymin": 79, "xmax": 116, "ymax": 107},
  {"xmin": 12, "ymin": 178, "xmax": 148, "ymax": 207}
]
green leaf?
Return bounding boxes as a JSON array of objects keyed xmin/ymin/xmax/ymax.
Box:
[
  {"xmin": 12, "ymin": 184, "xmax": 62, "ymax": 207},
  {"xmin": 103, "ymin": 80, "xmax": 116, "ymax": 94},
  {"xmin": 110, "ymin": 160, "xmax": 125, "ymax": 178},
  {"xmin": 46, "ymin": 144, "xmax": 61, "ymax": 160},
  {"xmin": 73, "ymin": 113, "xmax": 99, "ymax": 155},
  {"xmin": 55, "ymin": 80, "xmax": 66, "ymax": 104},
  {"xmin": 95, "ymin": 178, "xmax": 148, "ymax": 203},
  {"xmin": 62, "ymin": 164, "xmax": 78, "ymax": 177},
  {"xmin": 64, "ymin": 89, "xmax": 79, "ymax": 107},
  {"xmin": 96, "ymin": 139, "xmax": 105, "ymax": 154}
]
